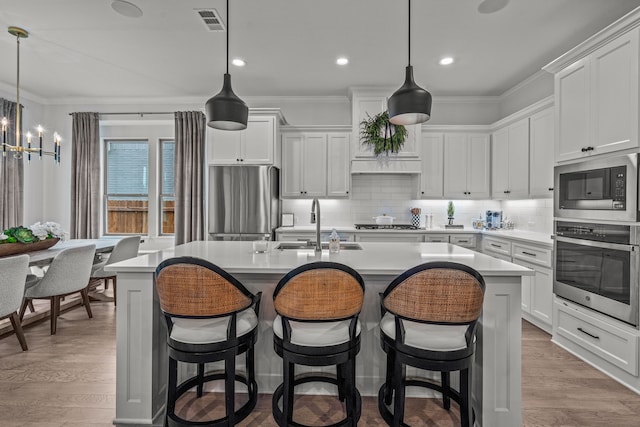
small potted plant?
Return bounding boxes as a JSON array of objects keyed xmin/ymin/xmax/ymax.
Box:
[
  {"xmin": 0, "ymin": 221, "xmax": 66, "ymax": 257},
  {"xmin": 447, "ymin": 201, "xmax": 455, "ymax": 225}
]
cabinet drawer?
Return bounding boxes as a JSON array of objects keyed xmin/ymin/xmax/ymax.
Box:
[
  {"xmin": 450, "ymin": 234, "xmax": 477, "ymax": 248},
  {"xmin": 425, "ymin": 234, "xmax": 449, "ymax": 243},
  {"xmin": 482, "ymin": 237, "xmax": 511, "ymax": 257},
  {"xmin": 512, "ymin": 243, "xmax": 552, "ymax": 268},
  {"xmin": 555, "ymin": 300, "xmax": 638, "ymax": 375}
]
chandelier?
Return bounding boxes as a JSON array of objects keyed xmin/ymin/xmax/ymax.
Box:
[{"xmin": 1, "ymin": 27, "xmax": 60, "ymax": 163}]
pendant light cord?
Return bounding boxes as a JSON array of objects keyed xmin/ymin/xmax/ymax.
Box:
[
  {"xmin": 408, "ymin": 0, "xmax": 411, "ymax": 66},
  {"xmin": 226, "ymin": 0, "xmax": 229, "ymax": 75}
]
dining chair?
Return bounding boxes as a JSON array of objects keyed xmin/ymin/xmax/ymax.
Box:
[
  {"xmin": 0, "ymin": 254, "xmax": 30, "ymax": 351},
  {"xmin": 89, "ymin": 235, "xmax": 140, "ymax": 305},
  {"xmin": 20, "ymin": 244, "xmax": 96, "ymax": 335}
]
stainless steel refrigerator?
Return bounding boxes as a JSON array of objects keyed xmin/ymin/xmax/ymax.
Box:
[{"xmin": 208, "ymin": 165, "xmax": 280, "ymax": 241}]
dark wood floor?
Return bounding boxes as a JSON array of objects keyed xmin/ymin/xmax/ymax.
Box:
[{"xmin": 1, "ymin": 301, "xmax": 639, "ymax": 426}]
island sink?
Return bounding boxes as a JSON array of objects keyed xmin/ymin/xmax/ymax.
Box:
[{"xmin": 275, "ymin": 242, "xmax": 363, "ymax": 250}]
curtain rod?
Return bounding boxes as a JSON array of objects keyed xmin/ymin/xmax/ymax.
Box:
[{"xmin": 68, "ymin": 112, "xmax": 176, "ymax": 116}]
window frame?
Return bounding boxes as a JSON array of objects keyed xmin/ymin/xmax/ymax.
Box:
[{"xmin": 158, "ymin": 138, "xmax": 175, "ymax": 236}]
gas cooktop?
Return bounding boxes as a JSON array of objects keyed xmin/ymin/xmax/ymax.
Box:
[{"xmin": 354, "ymin": 224, "xmax": 419, "ymax": 230}]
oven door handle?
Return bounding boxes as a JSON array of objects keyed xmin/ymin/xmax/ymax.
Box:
[{"xmin": 555, "ymin": 235, "xmax": 638, "ymax": 252}]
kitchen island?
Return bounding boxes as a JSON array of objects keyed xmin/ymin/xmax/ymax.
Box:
[{"xmin": 107, "ymin": 240, "xmax": 532, "ymax": 427}]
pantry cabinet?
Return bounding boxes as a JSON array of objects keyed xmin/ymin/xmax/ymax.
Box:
[
  {"xmin": 529, "ymin": 107, "xmax": 555, "ymax": 197},
  {"xmin": 443, "ymin": 133, "xmax": 490, "ymax": 199},
  {"xmin": 552, "ymin": 27, "xmax": 639, "ymax": 162},
  {"xmin": 491, "ymin": 118, "xmax": 530, "ymax": 199}
]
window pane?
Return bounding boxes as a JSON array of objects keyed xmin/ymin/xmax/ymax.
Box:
[
  {"xmin": 160, "ymin": 140, "xmax": 175, "ymax": 235},
  {"xmin": 106, "ymin": 141, "xmax": 149, "ymax": 235},
  {"xmin": 106, "ymin": 196, "xmax": 149, "ymax": 235}
]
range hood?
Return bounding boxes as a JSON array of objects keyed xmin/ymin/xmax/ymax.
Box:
[{"xmin": 350, "ymin": 158, "xmax": 421, "ymax": 174}]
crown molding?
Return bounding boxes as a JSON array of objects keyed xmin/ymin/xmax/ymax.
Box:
[
  {"xmin": 490, "ymin": 95, "xmax": 554, "ymax": 130},
  {"xmin": 281, "ymin": 124, "xmax": 351, "ymax": 133},
  {"xmin": 543, "ymin": 6, "xmax": 640, "ymax": 74},
  {"xmin": 499, "ymin": 70, "xmax": 550, "ymax": 99},
  {"xmin": 0, "ymin": 81, "xmax": 49, "ymax": 105},
  {"xmin": 433, "ymin": 96, "xmax": 501, "ymax": 104},
  {"xmin": 421, "ymin": 124, "xmax": 491, "ymax": 132}
]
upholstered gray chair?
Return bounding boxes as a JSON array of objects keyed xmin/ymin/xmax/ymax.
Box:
[
  {"xmin": 89, "ymin": 236, "xmax": 140, "ymax": 305},
  {"xmin": 0, "ymin": 254, "xmax": 30, "ymax": 351},
  {"xmin": 20, "ymin": 244, "xmax": 96, "ymax": 335}
]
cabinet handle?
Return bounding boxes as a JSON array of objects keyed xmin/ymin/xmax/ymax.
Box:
[
  {"xmin": 577, "ymin": 327, "xmax": 600, "ymax": 340},
  {"xmin": 236, "ymin": 158, "xmax": 240, "ymax": 161},
  {"xmin": 548, "ymin": 188, "xmax": 554, "ymax": 191},
  {"xmin": 346, "ymin": 191, "xmax": 349, "ymax": 194},
  {"xmin": 522, "ymin": 251, "xmax": 537, "ymax": 257},
  {"xmin": 300, "ymin": 191, "xmax": 304, "ymax": 194},
  {"xmin": 506, "ymin": 190, "xmax": 511, "ymax": 194},
  {"xmin": 458, "ymin": 240, "xmax": 469, "ymax": 243},
  {"xmin": 421, "ymin": 191, "xmax": 425, "ymax": 194},
  {"xmin": 587, "ymin": 146, "xmax": 594, "ymax": 151},
  {"xmin": 581, "ymin": 147, "xmax": 587, "ymax": 153},
  {"xmin": 490, "ymin": 243, "xmax": 502, "ymax": 248}
]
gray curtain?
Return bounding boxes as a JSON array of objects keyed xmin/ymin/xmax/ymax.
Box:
[
  {"xmin": 70, "ymin": 112, "xmax": 100, "ymax": 239},
  {"xmin": 174, "ymin": 111, "xmax": 206, "ymax": 245},
  {"xmin": 0, "ymin": 99, "xmax": 24, "ymax": 229}
]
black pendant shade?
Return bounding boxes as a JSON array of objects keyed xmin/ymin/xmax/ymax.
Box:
[
  {"xmin": 388, "ymin": 0, "xmax": 432, "ymax": 126},
  {"xmin": 206, "ymin": 73, "xmax": 248, "ymax": 130},
  {"xmin": 388, "ymin": 65, "xmax": 432, "ymax": 125},
  {"xmin": 205, "ymin": 0, "xmax": 248, "ymax": 130}
]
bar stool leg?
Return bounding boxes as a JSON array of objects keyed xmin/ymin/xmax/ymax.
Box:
[
  {"xmin": 166, "ymin": 357, "xmax": 178, "ymax": 425},
  {"xmin": 344, "ymin": 359, "xmax": 357, "ymax": 426},
  {"xmin": 383, "ymin": 349, "xmax": 395, "ymax": 405},
  {"xmin": 441, "ymin": 371, "xmax": 451, "ymax": 410},
  {"xmin": 392, "ymin": 361, "xmax": 406, "ymax": 427},
  {"xmin": 460, "ymin": 366, "xmax": 473, "ymax": 427},
  {"xmin": 196, "ymin": 363, "xmax": 205, "ymax": 398},
  {"xmin": 225, "ymin": 352, "xmax": 236, "ymax": 426}
]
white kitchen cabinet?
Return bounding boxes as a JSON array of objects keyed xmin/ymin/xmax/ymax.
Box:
[
  {"xmin": 512, "ymin": 258, "xmax": 553, "ymax": 333},
  {"xmin": 554, "ymin": 27, "xmax": 639, "ymax": 162},
  {"xmin": 326, "ymin": 133, "xmax": 351, "ymax": 197},
  {"xmin": 419, "ymin": 132, "xmax": 444, "ymax": 198},
  {"xmin": 449, "ymin": 234, "xmax": 477, "ymax": 249},
  {"xmin": 208, "ymin": 114, "xmax": 279, "ymax": 166},
  {"xmin": 351, "ymin": 93, "xmax": 419, "ymax": 159},
  {"xmin": 482, "ymin": 236, "xmax": 512, "ymax": 259},
  {"xmin": 529, "ymin": 107, "xmax": 555, "ymax": 197},
  {"xmin": 491, "ymin": 118, "xmax": 529, "ymax": 199},
  {"xmin": 355, "ymin": 233, "xmax": 423, "ymax": 243},
  {"xmin": 424, "ymin": 234, "xmax": 449, "ymax": 243},
  {"xmin": 281, "ymin": 133, "xmax": 327, "ymax": 198},
  {"xmin": 443, "ymin": 133, "xmax": 490, "ymax": 199}
]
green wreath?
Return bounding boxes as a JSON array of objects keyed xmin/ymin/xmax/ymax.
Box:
[{"xmin": 359, "ymin": 111, "xmax": 407, "ymax": 156}]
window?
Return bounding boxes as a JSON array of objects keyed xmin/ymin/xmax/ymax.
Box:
[{"xmin": 104, "ymin": 138, "xmax": 175, "ymax": 236}]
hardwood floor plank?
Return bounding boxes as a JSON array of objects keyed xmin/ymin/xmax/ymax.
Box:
[{"xmin": 2, "ymin": 303, "xmax": 640, "ymax": 426}]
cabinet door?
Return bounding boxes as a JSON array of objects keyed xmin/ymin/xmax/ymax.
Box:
[
  {"xmin": 425, "ymin": 234, "xmax": 449, "ymax": 243},
  {"xmin": 355, "ymin": 233, "xmax": 423, "ymax": 242},
  {"xmin": 302, "ymin": 134, "xmax": 327, "ymax": 197},
  {"xmin": 242, "ymin": 116, "xmax": 274, "ymax": 164},
  {"xmin": 443, "ymin": 134, "xmax": 469, "ymax": 198},
  {"xmin": 521, "ymin": 269, "xmax": 532, "ymax": 314},
  {"xmin": 208, "ymin": 127, "xmax": 241, "ymax": 164},
  {"xmin": 531, "ymin": 265, "xmax": 553, "ymax": 327},
  {"xmin": 556, "ymin": 58, "xmax": 590, "ymax": 162},
  {"xmin": 281, "ymin": 134, "xmax": 304, "ymax": 197},
  {"xmin": 420, "ymin": 132, "xmax": 444, "ymax": 198},
  {"xmin": 491, "ymin": 127, "xmax": 509, "ymax": 198},
  {"xmin": 450, "ymin": 234, "xmax": 477, "ymax": 249},
  {"xmin": 507, "ymin": 119, "xmax": 530, "ymax": 198},
  {"xmin": 529, "ymin": 107, "xmax": 555, "ymax": 197},
  {"xmin": 590, "ymin": 28, "xmax": 639, "ymax": 155},
  {"xmin": 327, "ymin": 133, "xmax": 350, "ymax": 197},
  {"xmin": 466, "ymin": 134, "xmax": 490, "ymax": 198}
]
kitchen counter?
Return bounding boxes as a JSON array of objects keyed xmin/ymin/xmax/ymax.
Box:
[
  {"xmin": 277, "ymin": 225, "xmax": 553, "ymax": 246},
  {"xmin": 107, "ymin": 241, "xmax": 530, "ymax": 427}
]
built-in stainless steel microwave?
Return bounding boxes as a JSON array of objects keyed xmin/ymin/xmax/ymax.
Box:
[{"xmin": 554, "ymin": 154, "xmax": 639, "ymax": 222}]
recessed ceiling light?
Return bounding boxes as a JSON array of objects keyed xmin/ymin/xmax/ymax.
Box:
[
  {"xmin": 439, "ymin": 57, "xmax": 454, "ymax": 66},
  {"xmin": 336, "ymin": 57, "xmax": 349, "ymax": 66},
  {"xmin": 111, "ymin": 0, "xmax": 143, "ymax": 18},
  {"xmin": 232, "ymin": 58, "xmax": 246, "ymax": 67}
]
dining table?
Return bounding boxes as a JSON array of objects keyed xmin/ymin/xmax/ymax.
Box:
[{"xmin": 25, "ymin": 237, "xmax": 121, "ymax": 266}]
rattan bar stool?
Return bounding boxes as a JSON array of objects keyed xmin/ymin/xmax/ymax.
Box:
[
  {"xmin": 272, "ymin": 261, "xmax": 365, "ymax": 427},
  {"xmin": 155, "ymin": 256, "xmax": 262, "ymax": 427},
  {"xmin": 377, "ymin": 261, "xmax": 485, "ymax": 427}
]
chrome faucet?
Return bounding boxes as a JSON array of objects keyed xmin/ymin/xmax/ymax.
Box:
[{"xmin": 310, "ymin": 198, "xmax": 321, "ymax": 252}]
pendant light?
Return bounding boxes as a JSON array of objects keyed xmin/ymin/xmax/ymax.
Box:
[
  {"xmin": 387, "ymin": 0, "xmax": 432, "ymax": 126},
  {"xmin": 205, "ymin": 0, "xmax": 248, "ymax": 130}
]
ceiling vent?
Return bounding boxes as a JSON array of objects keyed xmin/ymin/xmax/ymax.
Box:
[{"xmin": 195, "ymin": 9, "xmax": 225, "ymax": 32}]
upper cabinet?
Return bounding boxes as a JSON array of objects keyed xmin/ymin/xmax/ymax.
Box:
[
  {"xmin": 529, "ymin": 107, "xmax": 555, "ymax": 197},
  {"xmin": 491, "ymin": 118, "xmax": 530, "ymax": 199},
  {"xmin": 443, "ymin": 133, "xmax": 490, "ymax": 199},
  {"xmin": 547, "ymin": 25, "xmax": 640, "ymax": 162},
  {"xmin": 281, "ymin": 129, "xmax": 351, "ymax": 198},
  {"xmin": 419, "ymin": 132, "xmax": 444, "ymax": 198},
  {"xmin": 207, "ymin": 110, "xmax": 284, "ymax": 167}
]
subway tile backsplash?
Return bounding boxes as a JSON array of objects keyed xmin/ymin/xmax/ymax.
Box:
[{"xmin": 281, "ymin": 174, "xmax": 553, "ymax": 234}]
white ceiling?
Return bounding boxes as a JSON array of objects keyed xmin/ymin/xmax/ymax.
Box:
[{"xmin": 1, "ymin": 0, "xmax": 640, "ymax": 101}]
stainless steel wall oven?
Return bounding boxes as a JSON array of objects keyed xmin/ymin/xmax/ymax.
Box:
[{"xmin": 554, "ymin": 221, "xmax": 639, "ymax": 326}]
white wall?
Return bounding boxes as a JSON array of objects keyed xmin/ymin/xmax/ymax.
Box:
[{"xmin": 499, "ymin": 71, "xmax": 554, "ymax": 118}]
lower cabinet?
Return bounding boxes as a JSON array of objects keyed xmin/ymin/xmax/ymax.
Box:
[
  {"xmin": 355, "ymin": 233, "xmax": 423, "ymax": 243},
  {"xmin": 425, "ymin": 233, "xmax": 478, "ymax": 250},
  {"xmin": 275, "ymin": 231, "xmax": 354, "ymax": 243}
]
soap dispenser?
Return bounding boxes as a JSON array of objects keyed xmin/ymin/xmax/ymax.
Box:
[{"xmin": 329, "ymin": 229, "xmax": 340, "ymax": 253}]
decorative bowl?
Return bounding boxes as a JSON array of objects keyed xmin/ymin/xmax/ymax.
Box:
[{"xmin": 0, "ymin": 238, "xmax": 60, "ymax": 258}]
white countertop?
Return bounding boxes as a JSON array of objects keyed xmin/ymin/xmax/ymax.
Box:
[
  {"xmin": 107, "ymin": 240, "xmax": 533, "ymax": 277},
  {"xmin": 276, "ymin": 226, "xmax": 553, "ymax": 247}
]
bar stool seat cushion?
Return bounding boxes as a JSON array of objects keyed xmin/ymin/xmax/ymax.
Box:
[
  {"xmin": 273, "ymin": 314, "xmax": 361, "ymax": 347},
  {"xmin": 170, "ymin": 308, "xmax": 258, "ymax": 345},
  {"xmin": 380, "ymin": 312, "xmax": 470, "ymax": 352}
]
